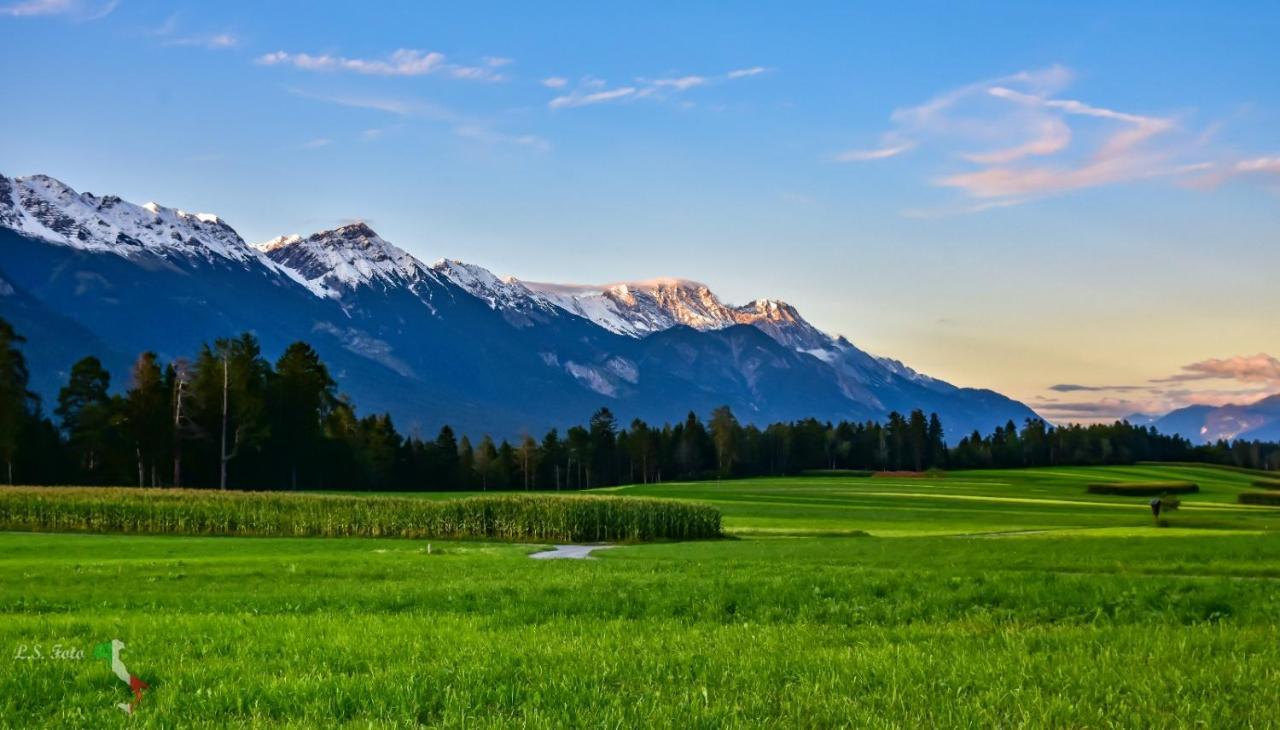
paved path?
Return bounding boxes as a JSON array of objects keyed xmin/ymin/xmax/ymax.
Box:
[{"xmin": 529, "ymin": 544, "xmax": 616, "ymax": 559}]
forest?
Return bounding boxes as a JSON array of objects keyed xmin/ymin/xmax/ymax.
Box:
[{"xmin": 2, "ymin": 318, "xmax": 1277, "ymax": 490}]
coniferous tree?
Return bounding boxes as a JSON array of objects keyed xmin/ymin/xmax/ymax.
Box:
[
  {"xmin": 56, "ymin": 356, "xmax": 114, "ymax": 481},
  {"xmin": 0, "ymin": 318, "xmax": 35, "ymax": 484},
  {"xmin": 269, "ymin": 342, "xmax": 336, "ymax": 490},
  {"xmin": 709, "ymin": 405, "xmax": 740, "ymax": 477},
  {"xmin": 123, "ymin": 352, "xmax": 170, "ymax": 487}
]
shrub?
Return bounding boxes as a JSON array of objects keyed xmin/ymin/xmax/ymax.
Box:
[
  {"xmin": 1251, "ymin": 479, "xmax": 1280, "ymax": 490},
  {"xmin": 798, "ymin": 470, "xmax": 874, "ymax": 478},
  {"xmin": 1086, "ymin": 482, "xmax": 1199, "ymax": 496},
  {"xmin": 1238, "ymin": 492, "xmax": 1280, "ymax": 507},
  {"xmin": 0, "ymin": 488, "xmax": 722, "ymax": 542}
]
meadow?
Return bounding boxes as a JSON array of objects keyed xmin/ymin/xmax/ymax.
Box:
[{"xmin": 4, "ymin": 464, "xmax": 1280, "ymax": 727}]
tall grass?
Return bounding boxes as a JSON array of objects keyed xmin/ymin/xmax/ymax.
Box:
[
  {"xmin": 0, "ymin": 487, "xmax": 721, "ymax": 542},
  {"xmin": 1086, "ymin": 481, "xmax": 1199, "ymax": 496}
]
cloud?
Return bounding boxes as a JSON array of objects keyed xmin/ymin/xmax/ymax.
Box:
[
  {"xmin": 1041, "ymin": 354, "xmax": 1280, "ymax": 424},
  {"xmin": 286, "ymin": 87, "xmax": 457, "ymax": 120},
  {"xmin": 549, "ymin": 86, "xmax": 637, "ymax": 109},
  {"xmin": 1048, "ymin": 383, "xmax": 1142, "ymax": 393},
  {"xmin": 258, "ymin": 48, "xmax": 508, "ymax": 81},
  {"xmin": 299, "ymin": 138, "xmax": 333, "ymax": 149},
  {"xmin": 547, "ymin": 66, "xmax": 765, "ymax": 110},
  {"xmin": 1234, "ymin": 156, "xmax": 1280, "ymax": 175},
  {"xmin": 164, "ymin": 32, "xmax": 238, "ymax": 49},
  {"xmin": 453, "ymin": 125, "xmax": 550, "ymax": 151},
  {"xmin": 1155, "ymin": 353, "xmax": 1280, "ymax": 384},
  {"xmin": 835, "ymin": 141, "xmax": 914, "ymax": 162},
  {"xmin": 841, "ymin": 64, "xmax": 1248, "ymax": 211},
  {"xmin": 960, "ymin": 117, "xmax": 1071, "ymax": 164},
  {"xmin": 649, "ymin": 75, "xmax": 708, "ymax": 91},
  {"xmin": 1, "ymin": 0, "xmax": 115, "ymax": 19}
]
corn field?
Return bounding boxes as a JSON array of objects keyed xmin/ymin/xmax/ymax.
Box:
[{"xmin": 0, "ymin": 487, "xmax": 722, "ymax": 542}]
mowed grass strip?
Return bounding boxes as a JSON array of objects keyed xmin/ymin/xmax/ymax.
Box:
[{"xmin": 0, "ymin": 487, "xmax": 721, "ymax": 542}]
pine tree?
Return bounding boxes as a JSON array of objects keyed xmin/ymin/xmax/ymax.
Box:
[
  {"xmin": 269, "ymin": 342, "xmax": 336, "ymax": 490},
  {"xmin": 124, "ymin": 353, "xmax": 170, "ymax": 487},
  {"xmin": 0, "ymin": 318, "xmax": 35, "ymax": 484},
  {"xmin": 56, "ymin": 356, "xmax": 114, "ymax": 481}
]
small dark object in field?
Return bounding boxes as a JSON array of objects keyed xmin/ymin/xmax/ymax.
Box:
[{"xmin": 1150, "ymin": 498, "xmax": 1161, "ymax": 519}]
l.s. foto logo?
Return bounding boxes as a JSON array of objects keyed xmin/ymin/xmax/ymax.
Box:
[{"xmin": 91, "ymin": 640, "xmax": 150, "ymax": 715}]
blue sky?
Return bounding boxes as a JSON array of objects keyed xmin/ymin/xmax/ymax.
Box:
[{"xmin": 1, "ymin": 0, "xmax": 1278, "ymax": 420}]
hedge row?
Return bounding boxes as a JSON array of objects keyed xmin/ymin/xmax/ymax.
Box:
[
  {"xmin": 1086, "ymin": 482, "xmax": 1200, "ymax": 496},
  {"xmin": 1238, "ymin": 492, "xmax": 1280, "ymax": 507},
  {"xmin": 797, "ymin": 470, "xmax": 874, "ymax": 478},
  {"xmin": 1251, "ymin": 479, "xmax": 1280, "ymax": 490},
  {"xmin": 0, "ymin": 488, "xmax": 722, "ymax": 542}
]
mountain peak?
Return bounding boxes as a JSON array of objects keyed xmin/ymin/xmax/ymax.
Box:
[
  {"xmin": 257, "ymin": 223, "xmax": 435, "ymax": 298},
  {"xmin": 0, "ymin": 172, "xmax": 255, "ymax": 263}
]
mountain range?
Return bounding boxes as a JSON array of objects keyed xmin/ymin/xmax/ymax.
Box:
[
  {"xmin": 0, "ymin": 172, "xmax": 1038, "ymax": 440},
  {"xmin": 1142, "ymin": 396, "xmax": 1280, "ymax": 445}
]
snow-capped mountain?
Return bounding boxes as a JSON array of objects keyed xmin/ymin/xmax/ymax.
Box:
[
  {"xmin": 429, "ymin": 259, "xmax": 564, "ymax": 326},
  {"xmin": 1151, "ymin": 395, "xmax": 1280, "ymax": 444},
  {"xmin": 256, "ymin": 223, "xmax": 442, "ymax": 300},
  {"xmin": 1, "ymin": 172, "xmax": 1039, "ymax": 439},
  {"xmin": 1, "ymin": 174, "xmax": 258, "ymax": 264}
]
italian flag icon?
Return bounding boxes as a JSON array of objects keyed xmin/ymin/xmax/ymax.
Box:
[{"xmin": 93, "ymin": 640, "xmax": 150, "ymax": 715}]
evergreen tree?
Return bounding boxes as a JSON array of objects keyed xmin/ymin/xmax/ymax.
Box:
[
  {"xmin": 56, "ymin": 356, "xmax": 114, "ymax": 481},
  {"xmin": 269, "ymin": 342, "xmax": 337, "ymax": 490},
  {"xmin": 123, "ymin": 352, "xmax": 170, "ymax": 487},
  {"xmin": 0, "ymin": 318, "xmax": 35, "ymax": 484},
  {"xmin": 709, "ymin": 405, "xmax": 740, "ymax": 477}
]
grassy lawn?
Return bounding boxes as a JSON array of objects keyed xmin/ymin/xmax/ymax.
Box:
[{"xmin": 4, "ymin": 465, "xmax": 1280, "ymax": 727}]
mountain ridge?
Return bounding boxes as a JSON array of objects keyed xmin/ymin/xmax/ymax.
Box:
[{"xmin": 0, "ymin": 172, "xmax": 1039, "ymax": 439}]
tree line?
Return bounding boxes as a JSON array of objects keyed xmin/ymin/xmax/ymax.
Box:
[{"xmin": 1, "ymin": 319, "xmax": 1276, "ymax": 489}]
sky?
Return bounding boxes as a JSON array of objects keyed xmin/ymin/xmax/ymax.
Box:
[{"xmin": 1, "ymin": 0, "xmax": 1278, "ymax": 422}]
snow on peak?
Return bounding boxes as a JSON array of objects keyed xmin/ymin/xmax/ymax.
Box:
[
  {"xmin": 430, "ymin": 258, "xmax": 560, "ymax": 319},
  {"xmin": 0, "ymin": 173, "xmax": 258, "ymax": 263},
  {"xmin": 523, "ymin": 276, "xmax": 818, "ymax": 342},
  {"xmin": 256, "ymin": 222, "xmax": 438, "ymax": 298}
]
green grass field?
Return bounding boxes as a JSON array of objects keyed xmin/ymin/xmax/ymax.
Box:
[{"xmin": 4, "ymin": 464, "xmax": 1280, "ymax": 727}]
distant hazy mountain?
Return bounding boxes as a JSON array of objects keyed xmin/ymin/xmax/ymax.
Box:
[
  {"xmin": 1151, "ymin": 396, "xmax": 1280, "ymax": 444},
  {"xmin": 0, "ymin": 172, "xmax": 1038, "ymax": 439}
]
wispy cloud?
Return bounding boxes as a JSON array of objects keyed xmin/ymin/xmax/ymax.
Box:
[
  {"xmin": 453, "ymin": 125, "xmax": 550, "ymax": 151},
  {"xmin": 1, "ymin": 0, "xmax": 115, "ymax": 19},
  {"xmin": 1049, "ymin": 383, "xmax": 1143, "ymax": 393},
  {"xmin": 1042, "ymin": 352, "xmax": 1280, "ymax": 423},
  {"xmin": 147, "ymin": 13, "xmax": 238, "ymax": 50},
  {"xmin": 1154, "ymin": 353, "xmax": 1280, "ymax": 384},
  {"xmin": 837, "ymin": 64, "xmax": 1257, "ymax": 212},
  {"xmin": 547, "ymin": 66, "xmax": 766, "ymax": 110},
  {"xmin": 286, "ymin": 87, "xmax": 457, "ymax": 120},
  {"xmin": 258, "ymin": 48, "xmax": 508, "ymax": 81},
  {"xmin": 549, "ymin": 86, "xmax": 636, "ymax": 109},
  {"xmin": 835, "ymin": 141, "xmax": 914, "ymax": 162},
  {"xmin": 298, "ymin": 138, "xmax": 333, "ymax": 150},
  {"xmin": 286, "ymin": 88, "xmax": 544, "ymax": 152},
  {"xmin": 165, "ymin": 32, "xmax": 238, "ymax": 49}
]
